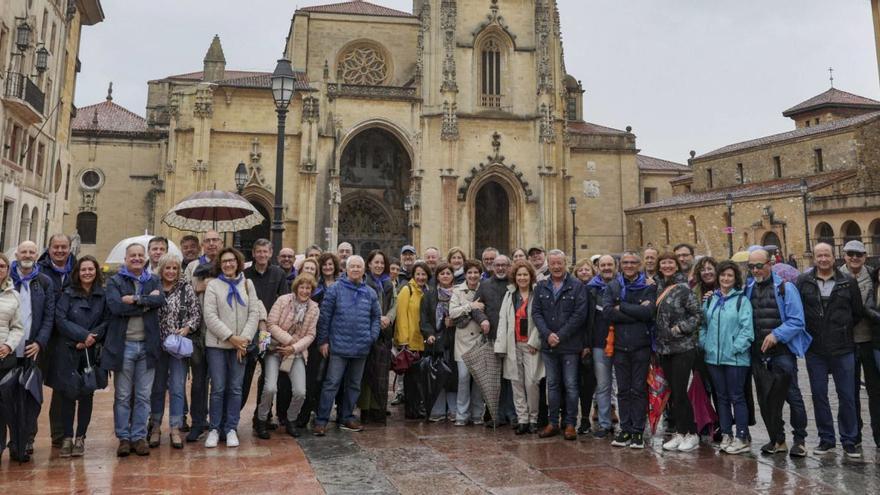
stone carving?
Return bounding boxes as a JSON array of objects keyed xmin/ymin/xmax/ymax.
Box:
[
  {"xmin": 80, "ymin": 190, "xmax": 97, "ymax": 212},
  {"xmin": 337, "ymin": 45, "xmax": 388, "ymax": 86},
  {"xmin": 458, "ymin": 132, "xmax": 535, "ymax": 201},
  {"xmin": 440, "ymin": 0, "xmax": 458, "ymax": 92},
  {"xmin": 539, "ymin": 103, "xmax": 555, "ymax": 143},
  {"xmin": 327, "ymin": 84, "xmax": 416, "ymax": 101},
  {"xmin": 415, "ymin": 1, "xmax": 431, "ymax": 84},
  {"xmin": 328, "ymin": 181, "xmax": 341, "ymax": 206},
  {"xmin": 473, "ymin": 0, "xmax": 515, "ymax": 42},
  {"xmin": 192, "ymin": 159, "xmax": 208, "ymax": 172},
  {"xmin": 583, "ymin": 180, "xmax": 600, "ymax": 198},
  {"xmin": 247, "ymin": 138, "xmax": 269, "ymax": 189},
  {"xmin": 535, "ymin": 0, "xmax": 553, "ymax": 94},
  {"xmin": 586, "ymin": 161, "xmax": 596, "ymax": 172},
  {"xmin": 168, "ymin": 93, "xmax": 180, "ymax": 119},
  {"xmin": 441, "ymin": 100, "xmax": 459, "ymax": 141},
  {"xmin": 301, "ymin": 96, "xmax": 320, "ymax": 123},
  {"xmin": 193, "ymin": 87, "xmax": 213, "ymax": 118},
  {"xmin": 339, "ymin": 197, "xmax": 393, "ymax": 236}
]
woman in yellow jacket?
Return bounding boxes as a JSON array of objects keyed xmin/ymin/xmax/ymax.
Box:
[{"xmin": 394, "ymin": 261, "xmax": 431, "ymax": 419}]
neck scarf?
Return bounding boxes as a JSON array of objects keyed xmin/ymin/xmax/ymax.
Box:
[
  {"xmin": 199, "ymin": 255, "xmax": 211, "ymax": 265},
  {"xmin": 340, "ymin": 277, "xmax": 371, "ymax": 304},
  {"xmin": 586, "ymin": 274, "xmax": 609, "ymax": 293},
  {"xmin": 286, "ymin": 268, "xmax": 298, "ymax": 283},
  {"xmin": 49, "ymin": 255, "xmax": 74, "ymax": 277},
  {"xmin": 370, "ymin": 272, "xmax": 390, "ymax": 291},
  {"xmin": 292, "ymin": 298, "xmax": 309, "ymax": 325},
  {"xmin": 617, "ymin": 272, "xmax": 648, "ymax": 301},
  {"xmin": 218, "ymin": 273, "xmax": 246, "ymax": 307},
  {"xmin": 118, "ymin": 265, "xmax": 152, "ymax": 294},
  {"xmin": 10, "ymin": 262, "xmax": 40, "ymax": 291},
  {"xmin": 436, "ymin": 286, "xmax": 453, "ymax": 330}
]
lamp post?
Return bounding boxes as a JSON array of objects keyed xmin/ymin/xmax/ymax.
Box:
[
  {"xmin": 568, "ymin": 196, "xmax": 577, "ymax": 266},
  {"xmin": 233, "ymin": 161, "xmax": 248, "ymax": 250},
  {"xmin": 270, "ymin": 58, "xmax": 296, "ymax": 258},
  {"xmin": 800, "ymin": 178, "xmax": 811, "ymax": 256},
  {"xmin": 725, "ymin": 193, "xmax": 734, "ymax": 258}
]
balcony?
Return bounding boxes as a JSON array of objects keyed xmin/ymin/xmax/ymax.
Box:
[
  {"xmin": 481, "ymin": 94, "xmax": 501, "ymax": 108},
  {"xmin": 3, "ymin": 72, "xmax": 45, "ymax": 125}
]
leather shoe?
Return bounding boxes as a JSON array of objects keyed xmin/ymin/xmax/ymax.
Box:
[
  {"xmin": 538, "ymin": 424, "xmax": 560, "ymax": 438},
  {"xmin": 313, "ymin": 424, "xmax": 327, "ymax": 436},
  {"xmin": 564, "ymin": 425, "xmax": 577, "ymax": 441},
  {"xmin": 116, "ymin": 440, "xmax": 131, "ymax": 458},
  {"xmin": 285, "ymin": 423, "xmax": 300, "ymax": 438},
  {"xmin": 133, "ymin": 438, "xmax": 150, "ymax": 456}
]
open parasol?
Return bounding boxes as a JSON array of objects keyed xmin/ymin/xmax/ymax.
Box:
[
  {"xmin": 105, "ymin": 233, "xmax": 182, "ymax": 265},
  {"xmin": 162, "ymin": 190, "xmax": 264, "ymax": 233}
]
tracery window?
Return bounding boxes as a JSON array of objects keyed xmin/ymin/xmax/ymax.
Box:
[
  {"xmin": 337, "ymin": 45, "xmax": 388, "ymax": 86},
  {"xmin": 481, "ymin": 38, "xmax": 501, "ymax": 107}
]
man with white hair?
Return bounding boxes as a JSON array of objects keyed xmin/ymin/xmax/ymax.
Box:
[
  {"xmin": 312, "ymin": 255, "xmax": 381, "ymax": 436},
  {"xmin": 337, "ymin": 242, "xmax": 353, "ymax": 268}
]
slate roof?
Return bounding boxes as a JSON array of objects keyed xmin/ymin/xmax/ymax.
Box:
[
  {"xmin": 637, "ymin": 154, "xmax": 690, "ymax": 173},
  {"xmin": 697, "ymin": 111, "xmax": 880, "ymax": 160},
  {"xmin": 297, "ymin": 0, "xmax": 415, "ymax": 18},
  {"xmin": 783, "ymin": 88, "xmax": 880, "ymax": 117},
  {"xmin": 626, "ymin": 170, "xmax": 855, "ymax": 213},
  {"xmin": 567, "ymin": 121, "xmax": 630, "ymax": 136},
  {"xmin": 71, "ymin": 99, "xmax": 156, "ymax": 137},
  {"xmin": 153, "ymin": 70, "xmax": 313, "ymax": 91}
]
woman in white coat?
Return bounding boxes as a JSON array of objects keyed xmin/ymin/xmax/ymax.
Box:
[{"xmin": 494, "ymin": 260, "xmax": 544, "ymax": 434}]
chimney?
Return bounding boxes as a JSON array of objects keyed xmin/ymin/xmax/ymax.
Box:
[{"xmin": 203, "ymin": 35, "xmax": 226, "ymax": 82}]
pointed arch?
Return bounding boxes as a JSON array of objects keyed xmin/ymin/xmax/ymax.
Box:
[{"xmin": 465, "ymin": 165, "xmax": 527, "ymax": 254}]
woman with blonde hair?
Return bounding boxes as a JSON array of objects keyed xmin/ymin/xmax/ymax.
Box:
[
  {"xmin": 572, "ymin": 258, "xmax": 595, "ymax": 283},
  {"xmin": 447, "ymin": 247, "xmax": 467, "ymax": 285}
]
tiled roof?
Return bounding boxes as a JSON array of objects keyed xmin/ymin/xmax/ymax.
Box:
[
  {"xmin": 567, "ymin": 121, "xmax": 630, "ymax": 136},
  {"xmin": 698, "ymin": 111, "xmax": 880, "ymax": 160},
  {"xmin": 670, "ymin": 173, "xmax": 693, "ymax": 184},
  {"xmin": 783, "ymin": 88, "xmax": 880, "ymax": 117},
  {"xmin": 637, "ymin": 154, "xmax": 690, "ymax": 172},
  {"xmin": 71, "ymin": 99, "xmax": 153, "ymax": 136},
  {"xmin": 154, "ymin": 70, "xmax": 313, "ymax": 91},
  {"xmin": 626, "ymin": 170, "xmax": 855, "ymax": 213},
  {"xmin": 297, "ymin": 0, "xmax": 415, "ymax": 18}
]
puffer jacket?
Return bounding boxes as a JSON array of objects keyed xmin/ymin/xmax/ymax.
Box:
[
  {"xmin": 316, "ymin": 277, "xmax": 380, "ymax": 358},
  {"xmin": 394, "ymin": 279, "xmax": 425, "ymax": 351},
  {"xmin": 267, "ymin": 294, "xmax": 318, "ymax": 357},
  {"xmin": 532, "ymin": 273, "xmax": 589, "ymax": 354},
  {"xmin": 700, "ymin": 288, "xmax": 753, "ymax": 367},
  {"xmin": 653, "ymin": 281, "xmax": 702, "ymax": 355},
  {"xmin": 0, "ymin": 279, "xmax": 23, "ymax": 353},
  {"xmin": 602, "ymin": 275, "xmax": 657, "ymax": 352},
  {"xmin": 203, "ymin": 276, "xmax": 261, "ymax": 349}
]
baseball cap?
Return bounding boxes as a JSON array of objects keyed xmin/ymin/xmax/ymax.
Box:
[
  {"xmin": 527, "ymin": 246, "xmax": 545, "ymax": 256},
  {"xmin": 400, "ymin": 245, "xmax": 416, "ymax": 255}
]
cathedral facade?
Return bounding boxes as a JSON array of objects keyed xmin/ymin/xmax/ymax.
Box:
[{"xmin": 69, "ymin": 1, "xmax": 680, "ymax": 261}]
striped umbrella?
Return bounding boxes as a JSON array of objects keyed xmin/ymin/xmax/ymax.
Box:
[{"xmin": 162, "ymin": 190, "xmax": 265, "ymax": 233}]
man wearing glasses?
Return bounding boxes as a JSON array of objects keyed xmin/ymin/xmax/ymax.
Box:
[
  {"xmin": 839, "ymin": 240, "xmax": 880, "ymax": 449},
  {"xmin": 745, "ymin": 248, "xmax": 810, "ymax": 457}
]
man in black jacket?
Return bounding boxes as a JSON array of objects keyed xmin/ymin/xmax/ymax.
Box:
[
  {"xmin": 603, "ymin": 251, "xmax": 656, "ymax": 449},
  {"xmin": 533, "ymin": 250, "xmax": 588, "ymax": 440},
  {"xmin": 584, "ymin": 254, "xmax": 617, "ymax": 437},
  {"xmin": 796, "ymin": 243, "xmax": 880, "ymax": 458}
]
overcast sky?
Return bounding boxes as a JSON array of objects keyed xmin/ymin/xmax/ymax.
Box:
[{"xmin": 75, "ymin": 0, "xmax": 879, "ymax": 162}]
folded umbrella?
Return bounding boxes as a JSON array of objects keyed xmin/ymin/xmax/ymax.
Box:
[
  {"xmin": 418, "ymin": 346, "xmax": 456, "ymax": 420},
  {"xmin": 752, "ymin": 356, "xmax": 791, "ymax": 442},
  {"xmin": 647, "ymin": 361, "xmax": 670, "ymax": 434},
  {"xmin": 461, "ymin": 337, "xmax": 501, "ymax": 426},
  {"xmin": 688, "ymin": 370, "xmax": 718, "ymax": 435}
]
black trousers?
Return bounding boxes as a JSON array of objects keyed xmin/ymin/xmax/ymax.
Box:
[
  {"xmin": 659, "ymin": 349, "xmax": 697, "ymax": 435},
  {"xmin": 295, "ymin": 340, "xmax": 325, "ymax": 427},
  {"xmin": 855, "ymin": 342, "xmax": 880, "ymax": 444},
  {"xmin": 613, "ymin": 347, "xmax": 651, "ymax": 434},
  {"xmin": 57, "ymin": 392, "xmax": 94, "ymax": 438},
  {"xmin": 579, "ymin": 355, "xmax": 597, "ymax": 427},
  {"xmin": 188, "ymin": 340, "xmax": 209, "ymax": 430}
]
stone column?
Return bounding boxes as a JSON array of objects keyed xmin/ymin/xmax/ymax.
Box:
[{"xmin": 440, "ymin": 168, "xmax": 458, "ymax": 252}]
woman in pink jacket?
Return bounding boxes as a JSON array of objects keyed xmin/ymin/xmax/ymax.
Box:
[{"xmin": 256, "ymin": 273, "xmax": 319, "ymax": 438}]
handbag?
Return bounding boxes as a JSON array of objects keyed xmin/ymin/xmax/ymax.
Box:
[
  {"xmin": 392, "ymin": 347, "xmax": 420, "ymax": 375},
  {"xmin": 0, "ymin": 354, "xmax": 15, "ymax": 371},
  {"xmin": 163, "ymin": 333, "xmax": 194, "ymax": 359},
  {"xmin": 80, "ymin": 349, "xmax": 98, "ymax": 394}
]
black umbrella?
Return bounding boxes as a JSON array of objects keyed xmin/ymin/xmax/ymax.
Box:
[
  {"xmin": 752, "ymin": 356, "xmax": 791, "ymax": 443},
  {"xmin": 0, "ymin": 361, "xmax": 43, "ymax": 463},
  {"xmin": 418, "ymin": 345, "xmax": 456, "ymax": 420}
]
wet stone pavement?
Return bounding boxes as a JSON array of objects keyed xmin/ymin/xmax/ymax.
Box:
[{"xmin": 2, "ymin": 365, "xmax": 880, "ymax": 494}]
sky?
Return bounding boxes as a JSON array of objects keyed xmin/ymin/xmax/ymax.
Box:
[{"xmin": 75, "ymin": 0, "xmax": 880, "ymax": 163}]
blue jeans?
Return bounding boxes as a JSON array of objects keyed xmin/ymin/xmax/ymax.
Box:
[
  {"xmin": 114, "ymin": 341, "xmax": 155, "ymax": 441},
  {"xmin": 806, "ymin": 352, "xmax": 858, "ymax": 446},
  {"xmin": 206, "ymin": 348, "xmax": 246, "ymax": 432},
  {"xmin": 707, "ymin": 364, "xmax": 750, "ymax": 439},
  {"xmin": 315, "ymin": 354, "xmax": 367, "ymax": 426},
  {"xmin": 613, "ymin": 347, "xmax": 651, "ymax": 434},
  {"xmin": 763, "ymin": 353, "xmax": 808, "ymax": 443},
  {"xmin": 592, "ymin": 347, "xmax": 614, "ymax": 430},
  {"xmin": 150, "ymin": 351, "xmax": 188, "ymax": 428},
  {"xmin": 543, "ymin": 351, "xmax": 580, "ymax": 427}
]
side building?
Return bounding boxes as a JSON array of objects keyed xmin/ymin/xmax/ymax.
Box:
[{"xmin": 625, "ymin": 87, "xmax": 880, "ymax": 260}]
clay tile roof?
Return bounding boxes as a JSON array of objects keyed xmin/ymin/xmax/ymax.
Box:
[
  {"xmin": 697, "ymin": 111, "xmax": 880, "ymax": 160},
  {"xmin": 626, "ymin": 170, "xmax": 855, "ymax": 213},
  {"xmin": 567, "ymin": 121, "xmax": 629, "ymax": 136},
  {"xmin": 156, "ymin": 70, "xmax": 313, "ymax": 91},
  {"xmin": 782, "ymin": 88, "xmax": 880, "ymax": 117},
  {"xmin": 670, "ymin": 173, "xmax": 693, "ymax": 184},
  {"xmin": 297, "ymin": 0, "xmax": 415, "ymax": 18},
  {"xmin": 637, "ymin": 154, "xmax": 690, "ymax": 172},
  {"xmin": 71, "ymin": 99, "xmax": 152, "ymax": 136}
]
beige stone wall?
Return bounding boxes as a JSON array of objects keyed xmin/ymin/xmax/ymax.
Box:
[{"xmin": 640, "ymin": 172, "xmax": 679, "ymax": 204}]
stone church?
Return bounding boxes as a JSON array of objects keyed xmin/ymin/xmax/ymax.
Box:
[{"xmin": 67, "ymin": 0, "xmax": 688, "ymax": 261}]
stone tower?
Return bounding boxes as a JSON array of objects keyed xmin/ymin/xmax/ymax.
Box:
[{"xmin": 203, "ymin": 34, "xmax": 226, "ymax": 82}]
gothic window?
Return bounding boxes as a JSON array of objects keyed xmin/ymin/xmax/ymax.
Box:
[
  {"xmin": 76, "ymin": 211, "xmax": 97, "ymax": 244},
  {"xmin": 337, "ymin": 44, "xmax": 389, "ymax": 86},
  {"xmin": 566, "ymin": 96, "xmax": 577, "ymax": 121},
  {"xmin": 481, "ymin": 38, "xmax": 502, "ymax": 107}
]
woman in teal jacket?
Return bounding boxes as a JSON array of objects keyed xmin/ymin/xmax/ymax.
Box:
[{"xmin": 700, "ymin": 260, "xmax": 754, "ymax": 455}]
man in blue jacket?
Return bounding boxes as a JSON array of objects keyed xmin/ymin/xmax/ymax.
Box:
[
  {"xmin": 313, "ymin": 255, "xmax": 381, "ymax": 436},
  {"xmin": 603, "ymin": 251, "xmax": 657, "ymax": 449},
  {"xmin": 533, "ymin": 250, "xmax": 588, "ymax": 440},
  {"xmin": 746, "ymin": 248, "xmax": 810, "ymax": 457}
]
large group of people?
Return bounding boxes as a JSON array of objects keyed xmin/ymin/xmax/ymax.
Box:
[{"xmin": 2, "ymin": 231, "xmax": 880, "ymax": 464}]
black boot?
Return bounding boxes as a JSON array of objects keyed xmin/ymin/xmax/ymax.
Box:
[
  {"xmin": 254, "ymin": 419, "xmax": 271, "ymax": 440},
  {"xmin": 285, "ymin": 423, "xmax": 301, "ymax": 438}
]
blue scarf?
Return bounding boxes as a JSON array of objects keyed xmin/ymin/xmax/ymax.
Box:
[
  {"xmin": 617, "ymin": 272, "xmax": 648, "ymax": 301},
  {"xmin": 340, "ymin": 277, "xmax": 371, "ymax": 304},
  {"xmin": 118, "ymin": 266, "xmax": 153, "ymax": 295},
  {"xmin": 370, "ymin": 273, "xmax": 390, "ymax": 291},
  {"xmin": 218, "ymin": 273, "xmax": 246, "ymax": 307},
  {"xmin": 286, "ymin": 268, "xmax": 298, "ymax": 283},
  {"xmin": 586, "ymin": 275, "xmax": 609, "ymax": 293},
  {"xmin": 47, "ymin": 255, "xmax": 74, "ymax": 277},
  {"xmin": 10, "ymin": 262, "xmax": 40, "ymax": 291},
  {"xmin": 198, "ymin": 255, "xmax": 211, "ymax": 266}
]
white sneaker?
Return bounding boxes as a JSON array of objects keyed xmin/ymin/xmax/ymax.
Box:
[
  {"xmin": 724, "ymin": 437, "xmax": 750, "ymax": 455},
  {"xmin": 663, "ymin": 433, "xmax": 684, "ymax": 451},
  {"xmin": 226, "ymin": 430, "xmax": 239, "ymax": 448},
  {"xmin": 720, "ymin": 434, "xmax": 733, "ymax": 452},
  {"xmin": 678, "ymin": 433, "xmax": 700, "ymax": 452},
  {"xmin": 205, "ymin": 429, "xmax": 219, "ymax": 448}
]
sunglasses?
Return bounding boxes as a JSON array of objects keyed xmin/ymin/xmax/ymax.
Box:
[
  {"xmin": 747, "ymin": 263, "xmax": 766, "ymax": 270},
  {"xmin": 845, "ymin": 252, "xmax": 865, "ymax": 258}
]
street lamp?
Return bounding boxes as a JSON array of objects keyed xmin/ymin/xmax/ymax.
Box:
[
  {"xmin": 233, "ymin": 161, "xmax": 248, "ymax": 249},
  {"xmin": 725, "ymin": 193, "xmax": 734, "ymax": 258},
  {"xmin": 270, "ymin": 58, "xmax": 296, "ymax": 257},
  {"xmin": 15, "ymin": 21, "xmax": 31, "ymax": 52},
  {"xmin": 35, "ymin": 46, "xmax": 49, "ymax": 73},
  {"xmin": 800, "ymin": 178, "xmax": 811, "ymax": 256},
  {"xmin": 568, "ymin": 196, "xmax": 577, "ymax": 265}
]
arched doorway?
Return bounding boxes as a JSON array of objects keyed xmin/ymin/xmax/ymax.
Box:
[
  {"xmin": 761, "ymin": 231, "xmax": 781, "ymax": 249},
  {"xmin": 474, "ymin": 181, "xmax": 510, "ymax": 256},
  {"xmin": 338, "ymin": 127, "xmax": 411, "ymax": 256},
  {"xmin": 815, "ymin": 222, "xmax": 834, "ymax": 246},
  {"xmin": 239, "ymin": 201, "xmax": 271, "ymax": 261},
  {"xmin": 842, "ymin": 221, "xmax": 862, "ymax": 244}
]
